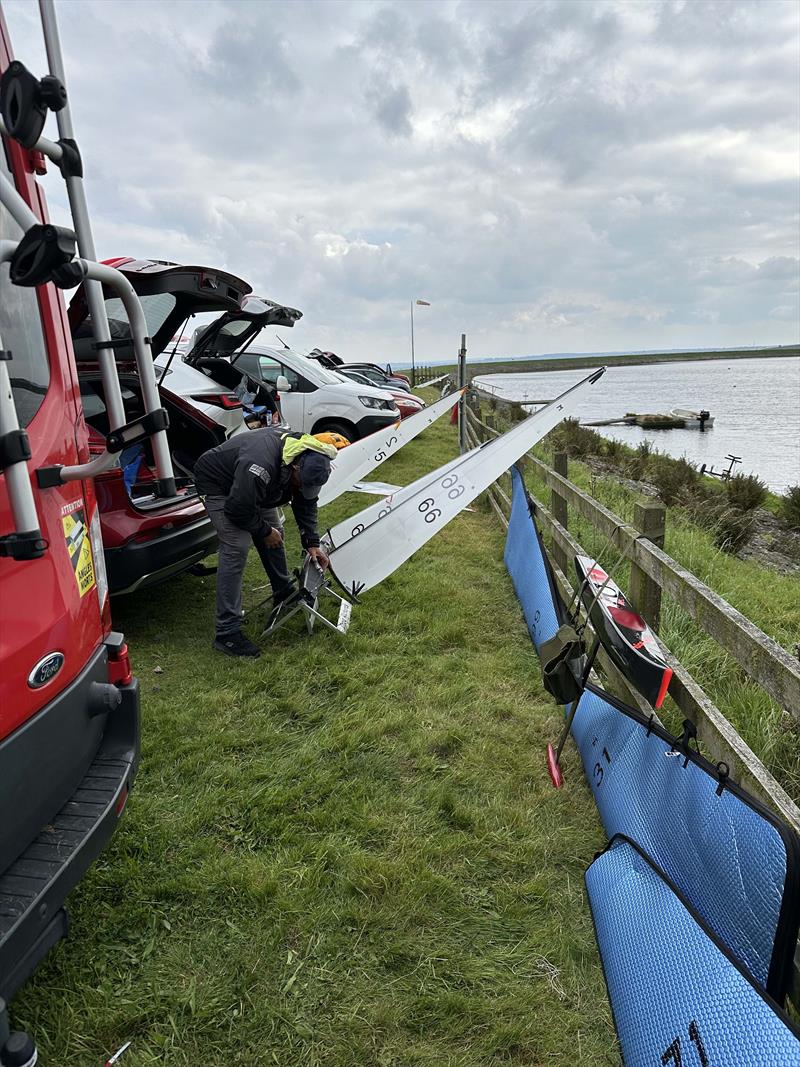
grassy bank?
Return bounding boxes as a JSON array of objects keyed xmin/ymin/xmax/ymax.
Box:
[
  {"xmin": 14, "ymin": 402, "xmax": 615, "ymax": 1066},
  {"xmin": 411, "ymin": 344, "xmax": 799, "ymax": 381}
]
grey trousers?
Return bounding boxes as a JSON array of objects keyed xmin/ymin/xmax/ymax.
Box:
[{"xmin": 205, "ymin": 497, "xmax": 293, "ymax": 635}]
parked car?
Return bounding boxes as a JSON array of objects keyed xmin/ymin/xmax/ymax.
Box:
[
  {"xmin": 347, "ymin": 363, "xmax": 413, "ymax": 392},
  {"xmin": 176, "ymin": 303, "xmax": 401, "ymax": 441},
  {"xmin": 67, "ymin": 258, "xmax": 257, "ymax": 593},
  {"xmin": 217, "ymin": 345, "xmax": 400, "ymax": 441},
  {"xmin": 336, "ymin": 368, "xmax": 425, "ymax": 418},
  {"xmin": 306, "ymin": 350, "xmax": 412, "ymax": 392}
]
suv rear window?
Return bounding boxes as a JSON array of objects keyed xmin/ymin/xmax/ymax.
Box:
[{"xmin": 0, "ymin": 138, "xmax": 50, "ymax": 427}]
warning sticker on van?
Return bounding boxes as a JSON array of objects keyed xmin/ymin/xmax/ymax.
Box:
[{"xmin": 62, "ymin": 503, "xmax": 96, "ymax": 597}]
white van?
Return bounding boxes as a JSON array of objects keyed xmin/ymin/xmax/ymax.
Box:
[{"xmin": 233, "ymin": 344, "xmax": 399, "ymax": 441}]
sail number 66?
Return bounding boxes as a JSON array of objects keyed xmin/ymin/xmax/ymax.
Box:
[{"xmin": 418, "ymin": 498, "xmax": 442, "ymax": 523}]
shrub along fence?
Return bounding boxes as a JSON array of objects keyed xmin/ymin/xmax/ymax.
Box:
[{"xmin": 462, "ymin": 402, "xmax": 800, "ymax": 1009}]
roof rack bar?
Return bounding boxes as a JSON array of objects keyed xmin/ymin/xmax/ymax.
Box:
[
  {"xmin": 37, "ymin": 0, "xmax": 125, "ymax": 432},
  {"xmin": 0, "ymin": 337, "xmax": 40, "ymax": 536},
  {"xmin": 0, "ymin": 118, "xmax": 64, "ymax": 167},
  {"xmin": 0, "ymin": 170, "xmax": 38, "ymax": 232},
  {"xmin": 0, "ymin": 241, "xmax": 45, "ymax": 557}
]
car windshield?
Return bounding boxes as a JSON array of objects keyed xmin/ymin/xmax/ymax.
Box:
[
  {"xmin": 339, "ymin": 370, "xmax": 373, "ymax": 386},
  {"xmin": 295, "ymin": 355, "xmax": 348, "ymax": 386}
]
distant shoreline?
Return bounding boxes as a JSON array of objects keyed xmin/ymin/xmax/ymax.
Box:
[{"xmin": 409, "ymin": 345, "xmax": 800, "ymax": 379}]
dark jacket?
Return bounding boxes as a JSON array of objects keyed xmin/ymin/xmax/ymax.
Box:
[{"xmin": 194, "ymin": 429, "xmax": 321, "ymax": 547}]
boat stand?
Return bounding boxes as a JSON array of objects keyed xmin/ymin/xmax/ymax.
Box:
[{"xmin": 261, "ymin": 558, "xmax": 352, "ymax": 638}]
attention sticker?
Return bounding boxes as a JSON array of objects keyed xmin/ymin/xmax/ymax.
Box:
[{"xmin": 62, "ymin": 502, "xmax": 96, "ymax": 598}]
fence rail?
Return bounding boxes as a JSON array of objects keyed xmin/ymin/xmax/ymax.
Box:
[{"xmin": 463, "ymin": 402, "xmax": 800, "ymax": 1007}]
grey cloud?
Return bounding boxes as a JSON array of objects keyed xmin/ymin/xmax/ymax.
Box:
[
  {"xmin": 2, "ymin": 0, "xmax": 797, "ymax": 360},
  {"xmin": 198, "ymin": 16, "xmax": 301, "ymax": 98},
  {"xmin": 366, "ymin": 80, "xmax": 414, "ymax": 137}
]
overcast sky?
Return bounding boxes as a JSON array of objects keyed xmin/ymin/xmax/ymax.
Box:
[{"xmin": 4, "ymin": 0, "xmax": 799, "ymax": 363}]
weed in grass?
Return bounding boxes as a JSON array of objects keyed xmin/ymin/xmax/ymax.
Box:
[
  {"xmin": 725, "ymin": 473, "xmax": 768, "ymax": 512},
  {"xmin": 779, "ymin": 485, "xmax": 800, "ymax": 530},
  {"xmin": 647, "ymin": 453, "xmax": 699, "ymax": 504},
  {"xmin": 602, "ymin": 437, "xmax": 625, "ymax": 460},
  {"xmin": 548, "ymin": 418, "xmax": 600, "ymax": 459}
]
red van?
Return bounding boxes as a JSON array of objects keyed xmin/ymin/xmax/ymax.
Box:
[{"xmin": 0, "ymin": 11, "xmax": 143, "ymax": 1052}]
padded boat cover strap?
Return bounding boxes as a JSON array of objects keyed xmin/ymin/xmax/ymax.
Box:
[
  {"xmin": 504, "ymin": 465, "xmax": 566, "ymax": 655},
  {"xmin": 586, "ymin": 836, "xmax": 800, "ymax": 1067},
  {"xmin": 572, "ymin": 683, "xmax": 800, "ymax": 1002}
]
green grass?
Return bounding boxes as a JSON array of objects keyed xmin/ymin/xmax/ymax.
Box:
[{"xmin": 13, "ymin": 402, "xmax": 616, "ymax": 1066}]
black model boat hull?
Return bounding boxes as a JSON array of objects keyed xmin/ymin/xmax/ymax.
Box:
[{"xmin": 574, "ymin": 555, "xmax": 672, "ymax": 708}]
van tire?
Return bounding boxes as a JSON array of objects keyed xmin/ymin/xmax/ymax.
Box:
[{"xmin": 312, "ymin": 420, "xmax": 356, "ymax": 443}]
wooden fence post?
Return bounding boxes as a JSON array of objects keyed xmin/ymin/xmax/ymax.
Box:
[
  {"xmin": 551, "ymin": 451, "xmax": 569, "ymax": 574},
  {"xmin": 629, "ymin": 500, "xmax": 667, "ymax": 632}
]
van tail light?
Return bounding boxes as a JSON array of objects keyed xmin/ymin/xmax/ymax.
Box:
[
  {"xmin": 105, "ymin": 634, "xmax": 133, "ymax": 687},
  {"xmin": 191, "ymin": 393, "xmax": 242, "ymax": 410},
  {"xmin": 115, "ymin": 783, "xmax": 130, "ymax": 816}
]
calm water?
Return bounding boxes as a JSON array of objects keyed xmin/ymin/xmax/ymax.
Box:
[{"xmin": 474, "ymin": 357, "xmax": 800, "ymax": 493}]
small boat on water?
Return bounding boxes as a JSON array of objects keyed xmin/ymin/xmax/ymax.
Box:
[{"xmin": 669, "ymin": 408, "xmax": 714, "ymax": 428}]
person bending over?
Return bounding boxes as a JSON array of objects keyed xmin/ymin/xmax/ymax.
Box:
[{"xmin": 195, "ymin": 429, "xmax": 335, "ymax": 657}]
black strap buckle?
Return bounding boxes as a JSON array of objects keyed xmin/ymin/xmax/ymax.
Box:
[{"xmin": 0, "ymin": 428, "xmax": 32, "ymax": 470}]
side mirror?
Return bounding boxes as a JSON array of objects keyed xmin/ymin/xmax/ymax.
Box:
[{"xmin": 276, "ymin": 374, "xmax": 291, "ymax": 393}]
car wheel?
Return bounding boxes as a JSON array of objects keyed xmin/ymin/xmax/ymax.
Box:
[{"xmin": 314, "ymin": 421, "xmax": 355, "ymax": 443}]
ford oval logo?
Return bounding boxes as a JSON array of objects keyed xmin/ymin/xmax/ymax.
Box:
[{"xmin": 28, "ymin": 652, "xmax": 65, "ymax": 689}]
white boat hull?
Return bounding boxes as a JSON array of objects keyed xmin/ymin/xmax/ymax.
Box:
[{"xmin": 669, "ymin": 408, "xmax": 714, "ymax": 428}]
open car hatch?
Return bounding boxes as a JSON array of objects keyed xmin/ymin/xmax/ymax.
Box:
[{"xmin": 183, "ymin": 295, "xmax": 303, "ymax": 368}]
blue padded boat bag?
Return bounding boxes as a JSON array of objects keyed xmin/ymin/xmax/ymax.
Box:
[
  {"xmin": 572, "ymin": 683, "xmax": 800, "ymax": 1003},
  {"xmin": 505, "ymin": 464, "xmax": 566, "ymax": 655},
  {"xmin": 586, "ymin": 835, "xmax": 800, "ymax": 1067}
]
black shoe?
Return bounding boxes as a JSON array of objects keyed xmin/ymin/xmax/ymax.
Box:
[{"xmin": 213, "ymin": 631, "xmax": 261, "ymax": 658}]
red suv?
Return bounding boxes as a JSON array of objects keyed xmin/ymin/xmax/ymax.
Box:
[{"xmin": 68, "ymin": 259, "xmax": 253, "ymax": 594}]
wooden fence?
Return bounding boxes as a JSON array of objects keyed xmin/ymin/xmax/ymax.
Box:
[{"xmin": 462, "ymin": 402, "xmax": 800, "ymax": 1006}]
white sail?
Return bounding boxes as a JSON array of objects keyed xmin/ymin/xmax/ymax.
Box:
[
  {"xmin": 325, "ymin": 450, "xmax": 465, "ymax": 548},
  {"xmin": 327, "ymin": 367, "xmax": 606, "ymax": 597},
  {"xmin": 350, "ymin": 480, "xmax": 403, "ymax": 496},
  {"xmin": 317, "ymin": 388, "xmax": 464, "ymax": 507}
]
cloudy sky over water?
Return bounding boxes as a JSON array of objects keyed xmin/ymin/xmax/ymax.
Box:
[{"xmin": 5, "ymin": 0, "xmax": 799, "ymax": 363}]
